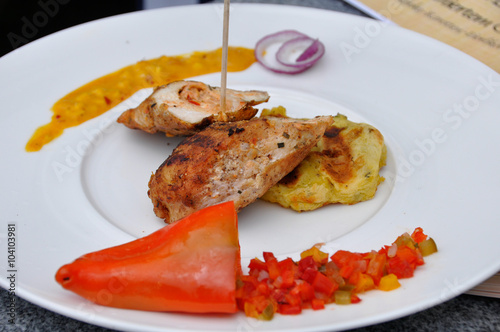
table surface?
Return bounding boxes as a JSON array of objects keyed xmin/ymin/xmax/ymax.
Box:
[{"xmin": 2, "ymin": 0, "xmax": 500, "ymax": 331}]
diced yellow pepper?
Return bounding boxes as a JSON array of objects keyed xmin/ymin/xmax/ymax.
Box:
[
  {"xmin": 244, "ymin": 300, "xmax": 275, "ymax": 320},
  {"xmin": 354, "ymin": 273, "xmax": 375, "ymax": 293},
  {"xmin": 300, "ymin": 246, "xmax": 329, "ymax": 264},
  {"xmin": 244, "ymin": 302, "xmax": 259, "ymax": 319},
  {"xmin": 379, "ymin": 273, "xmax": 401, "ymax": 291}
]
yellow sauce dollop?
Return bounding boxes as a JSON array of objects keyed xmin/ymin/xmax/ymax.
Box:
[{"xmin": 26, "ymin": 47, "xmax": 256, "ymax": 152}]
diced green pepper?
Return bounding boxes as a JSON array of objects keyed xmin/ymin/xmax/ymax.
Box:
[
  {"xmin": 334, "ymin": 290, "xmax": 352, "ymax": 305},
  {"xmin": 418, "ymin": 237, "xmax": 438, "ymax": 256}
]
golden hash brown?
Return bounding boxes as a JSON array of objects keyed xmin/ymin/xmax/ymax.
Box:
[{"xmin": 260, "ymin": 109, "xmax": 386, "ymax": 212}]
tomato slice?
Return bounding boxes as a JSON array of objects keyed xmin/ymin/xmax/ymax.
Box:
[{"xmin": 55, "ymin": 201, "xmax": 240, "ymax": 313}]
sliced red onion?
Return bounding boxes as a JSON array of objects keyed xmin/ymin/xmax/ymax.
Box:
[
  {"xmin": 254, "ymin": 30, "xmax": 325, "ymax": 74},
  {"xmin": 297, "ymin": 38, "xmax": 323, "ymax": 62},
  {"xmin": 387, "ymin": 243, "xmax": 398, "ymax": 258},
  {"xmin": 276, "ymin": 37, "xmax": 325, "ymax": 69}
]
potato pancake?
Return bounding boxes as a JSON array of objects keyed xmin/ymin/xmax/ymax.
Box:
[{"xmin": 260, "ymin": 108, "xmax": 386, "ymax": 211}]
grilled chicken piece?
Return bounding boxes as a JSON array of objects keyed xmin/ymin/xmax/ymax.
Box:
[
  {"xmin": 148, "ymin": 115, "xmax": 334, "ymax": 223},
  {"xmin": 117, "ymin": 80, "xmax": 270, "ymax": 136}
]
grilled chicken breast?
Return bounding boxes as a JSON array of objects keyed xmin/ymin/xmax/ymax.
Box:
[
  {"xmin": 148, "ymin": 115, "xmax": 334, "ymax": 223},
  {"xmin": 117, "ymin": 80, "xmax": 270, "ymax": 136}
]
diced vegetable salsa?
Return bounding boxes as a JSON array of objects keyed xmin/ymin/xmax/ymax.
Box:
[{"xmin": 236, "ymin": 227, "xmax": 437, "ymax": 320}]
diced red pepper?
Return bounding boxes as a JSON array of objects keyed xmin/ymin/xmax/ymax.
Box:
[
  {"xmin": 271, "ymin": 288, "xmax": 287, "ymax": 304},
  {"xmin": 348, "ymin": 270, "xmax": 360, "ymax": 285},
  {"xmin": 300, "ymin": 267, "xmax": 318, "ymax": 284},
  {"xmin": 331, "ymin": 250, "xmax": 361, "ymax": 268},
  {"xmin": 339, "ymin": 264, "xmax": 355, "ymax": 279},
  {"xmin": 285, "ymin": 292, "xmax": 302, "ymax": 306},
  {"xmin": 257, "ymin": 282, "xmax": 271, "ymax": 296},
  {"xmin": 411, "ymin": 227, "xmax": 428, "ymax": 243},
  {"xmin": 298, "ymin": 255, "xmax": 317, "ymax": 271},
  {"xmin": 387, "ymin": 256, "xmax": 414, "ymax": 278},
  {"xmin": 396, "ymin": 246, "xmax": 424, "ymax": 269},
  {"xmin": 311, "ymin": 298, "xmax": 325, "ymax": 310},
  {"xmin": 248, "ymin": 257, "xmax": 268, "ymax": 272},
  {"xmin": 237, "ymin": 227, "xmax": 435, "ymax": 320},
  {"xmin": 378, "ymin": 245, "xmax": 389, "ymax": 255},
  {"xmin": 350, "ymin": 294, "xmax": 362, "ymax": 304},
  {"xmin": 264, "ymin": 252, "xmax": 281, "ymax": 280},
  {"xmin": 279, "ymin": 303, "xmax": 302, "ymax": 315},
  {"xmin": 312, "ymin": 271, "xmax": 338, "ymax": 297},
  {"xmin": 237, "ymin": 276, "xmax": 258, "ymax": 300},
  {"xmin": 331, "ymin": 250, "xmax": 365, "ymax": 279},
  {"xmin": 279, "ymin": 257, "xmax": 297, "ymax": 289},
  {"xmin": 263, "ymin": 252, "xmax": 275, "ymax": 261},
  {"xmin": 290, "ymin": 282, "xmax": 315, "ymax": 302}
]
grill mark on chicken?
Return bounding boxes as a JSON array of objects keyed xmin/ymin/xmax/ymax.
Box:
[
  {"xmin": 165, "ymin": 154, "xmax": 190, "ymax": 167},
  {"xmin": 177, "ymin": 132, "xmax": 218, "ymax": 150}
]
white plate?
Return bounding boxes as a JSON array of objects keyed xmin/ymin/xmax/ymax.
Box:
[{"xmin": 1, "ymin": 3, "xmax": 500, "ymax": 332}]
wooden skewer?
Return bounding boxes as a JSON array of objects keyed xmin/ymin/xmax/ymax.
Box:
[{"xmin": 220, "ymin": 0, "xmax": 230, "ymax": 120}]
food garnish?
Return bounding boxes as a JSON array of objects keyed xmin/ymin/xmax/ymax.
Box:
[
  {"xmin": 237, "ymin": 227, "xmax": 438, "ymax": 320},
  {"xmin": 26, "ymin": 47, "xmax": 255, "ymax": 152},
  {"xmin": 255, "ymin": 30, "xmax": 325, "ymax": 74},
  {"xmin": 55, "ymin": 201, "xmax": 241, "ymax": 313}
]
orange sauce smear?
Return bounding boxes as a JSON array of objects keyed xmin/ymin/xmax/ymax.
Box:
[{"xmin": 26, "ymin": 47, "xmax": 256, "ymax": 152}]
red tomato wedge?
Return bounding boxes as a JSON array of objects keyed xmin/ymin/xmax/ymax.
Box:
[{"xmin": 55, "ymin": 201, "xmax": 241, "ymax": 313}]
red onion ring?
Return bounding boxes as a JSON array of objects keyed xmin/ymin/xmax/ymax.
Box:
[
  {"xmin": 277, "ymin": 37, "xmax": 325, "ymax": 68},
  {"xmin": 254, "ymin": 30, "xmax": 325, "ymax": 74}
]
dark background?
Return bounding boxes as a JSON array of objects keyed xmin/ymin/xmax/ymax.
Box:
[{"xmin": 0, "ymin": 0, "xmax": 213, "ymax": 57}]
